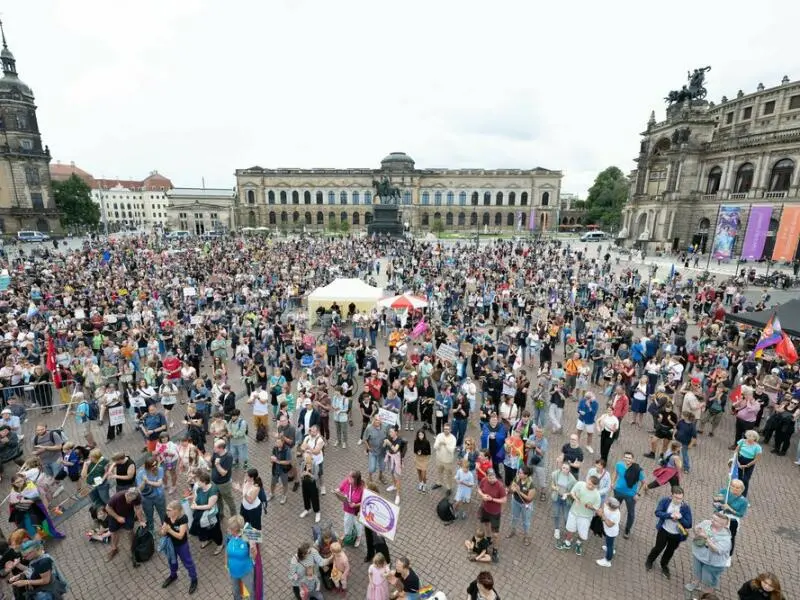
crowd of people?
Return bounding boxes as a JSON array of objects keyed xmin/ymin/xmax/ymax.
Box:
[{"xmin": 0, "ymin": 231, "xmax": 795, "ymax": 600}]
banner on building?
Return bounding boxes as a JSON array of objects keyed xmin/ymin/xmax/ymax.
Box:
[
  {"xmin": 772, "ymin": 205, "xmax": 800, "ymax": 261},
  {"xmin": 741, "ymin": 205, "xmax": 773, "ymax": 261},
  {"xmin": 528, "ymin": 208, "xmax": 536, "ymax": 231},
  {"xmin": 359, "ymin": 489, "xmax": 400, "ymax": 541},
  {"xmin": 711, "ymin": 206, "xmax": 741, "ymax": 260}
]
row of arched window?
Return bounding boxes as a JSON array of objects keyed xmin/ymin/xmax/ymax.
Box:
[
  {"xmin": 245, "ymin": 188, "xmax": 549, "ymax": 206},
  {"xmin": 705, "ymin": 158, "xmax": 795, "ymax": 194},
  {"xmin": 244, "ymin": 210, "xmax": 528, "ymax": 228}
]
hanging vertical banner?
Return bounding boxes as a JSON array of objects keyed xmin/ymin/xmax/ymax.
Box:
[
  {"xmin": 711, "ymin": 206, "xmax": 741, "ymax": 260},
  {"xmin": 772, "ymin": 205, "xmax": 800, "ymax": 261},
  {"xmin": 528, "ymin": 208, "xmax": 536, "ymax": 231},
  {"xmin": 741, "ymin": 205, "xmax": 773, "ymax": 260},
  {"xmin": 516, "ymin": 211, "xmax": 524, "ymax": 231}
]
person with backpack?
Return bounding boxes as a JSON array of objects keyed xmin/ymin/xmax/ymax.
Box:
[
  {"xmin": 9, "ymin": 539, "xmax": 68, "ymax": 599},
  {"xmin": 31, "ymin": 424, "xmax": 65, "ymax": 478},
  {"xmin": 226, "ymin": 409, "xmax": 250, "ymax": 470},
  {"xmin": 105, "ymin": 488, "xmax": 147, "ymax": 564}
]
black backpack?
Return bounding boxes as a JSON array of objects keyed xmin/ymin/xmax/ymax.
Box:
[
  {"xmin": 132, "ymin": 525, "xmax": 155, "ymax": 563},
  {"xmin": 256, "ymin": 424, "xmax": 267, "ymax": 442},
  {"xmin": 436, "ymin": 496, "xmax": 456, "ymax": 523}
]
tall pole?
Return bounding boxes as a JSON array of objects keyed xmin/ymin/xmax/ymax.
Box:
[
  {"xmin": 705, "ymin": 203, "xmax": 723, "ymax": 272},
  {"xmin": 98, "ymin": 183, "xmax": 109, "ymax": 236}
]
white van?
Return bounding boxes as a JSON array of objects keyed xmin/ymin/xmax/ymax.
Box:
[
  {"xmin": 580, "ymin": 231, "xmax": 608, "ymax": 242},
  {"xmin": 17, "ymin": 230, "xmax": 50, "ymax": 242},
  {"xmin": 165, "ymin": 230, "xmax": 191, "ymax": 240}
]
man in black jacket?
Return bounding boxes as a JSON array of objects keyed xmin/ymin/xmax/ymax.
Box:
[{"xmin": 220, "ymin": 384, "xmax": 237, "ymax": 421}]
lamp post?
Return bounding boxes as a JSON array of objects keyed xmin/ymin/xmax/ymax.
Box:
[
  {"xmin": 97, "ymin": 184, "xmax": 109, "ymax": 237},
  {"xmin": 472, "ymin": 208, "xmax": 479, "ymax": 248}
]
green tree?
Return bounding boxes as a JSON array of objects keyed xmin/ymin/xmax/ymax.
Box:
[
  {"xmin": 584, "ymin": 166, "xmax": 629, "ymax": 229},
  {"xmin": 431, "ymin": 218, "xmax": 445, "ymax": 236},
  {"xmin": 327, "ymin": 220, "xmax": 339, "ymax": 233},
  {"xmin": 52, "ymin": 174, "xmax": 100, "ymax": 229},
  {"xmin": 338, "ymin": 219, "xmax": 350, "ymax": 233}
]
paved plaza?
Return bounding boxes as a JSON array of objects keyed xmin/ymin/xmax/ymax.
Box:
[{"xmin": 1, "ymin": 241, "xmax": 798, "ymax": 600}]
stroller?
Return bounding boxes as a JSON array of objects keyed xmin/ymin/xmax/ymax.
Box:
[{"xmin": 300, "ymin": 333, "xmax": 316, "ymax": 369}]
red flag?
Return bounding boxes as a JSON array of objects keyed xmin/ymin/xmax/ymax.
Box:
[
  {"xmin": 775, "ymin": 333, "xmax": 798, "ymax": 365},
  {"xmin": 46, "ymin": 336, "xmax": 61, "ymax": 388}
]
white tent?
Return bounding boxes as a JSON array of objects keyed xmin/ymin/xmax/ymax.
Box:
[{"xmin": 307, "ymin": 278, "xmax": 383, "ymax": 324}]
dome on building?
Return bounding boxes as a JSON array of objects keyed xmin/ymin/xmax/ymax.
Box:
[{"xmin": 380, "ymin": 152, "xmax": 415, "ymax": 171}]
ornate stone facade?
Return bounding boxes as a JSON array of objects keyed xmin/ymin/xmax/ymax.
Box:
[
  {"xmin": 0, "ymin": 21, "xmax": 61, "ymax": 234},
  {"xmin": 233, "ymin": 153, "xmax": 562, "ymax": 232},
  {"xmin": 621, "ymin": 75, "xmax": 800, "ymax": 258}
]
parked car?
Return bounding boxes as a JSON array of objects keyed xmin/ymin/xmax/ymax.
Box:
[
  {"xmin": 17, "ymin": 230, "xmax": 50, "ymax": 242},
  {"xmin": 164, "ymin": 230, "xmax": 191, "ymax": 240}
]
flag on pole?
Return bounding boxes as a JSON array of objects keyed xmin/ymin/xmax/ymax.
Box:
[
  {"xmin": 669, "ymin": 264, "xmax": 676, "ymax": 281},
  {"xmin": 410, "ymin": 320, "xmax": 428, "ymax": 339},
  {"xmin": 775, "ymin": 333, "xmax": 798, "ymax": 364},
  {"xmin": 754, "ymin": 314, "xmax": 783, "ymax": 353},
  {"xmin": 725, "ymin": 451, "xmax": 740, "ymax": 504}
]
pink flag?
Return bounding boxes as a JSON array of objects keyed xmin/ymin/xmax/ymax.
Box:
[{"xmin": 411, "ymin": 320, "xmax": 428, "ymax": 339}]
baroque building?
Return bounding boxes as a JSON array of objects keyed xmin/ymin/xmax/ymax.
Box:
[
  {"xmin": 165, "ymin": 187, "xmax": 236, "ymax": 234},
  {"xmin": 233, "ymin": 153, "xmax": 562, "ymax": 232},
  {"xmin": 0, "ymin": 21, "xmax": 61, "ymax": 234},
  {"xmin": 621, "ymin": 73, "xmax": 800, "ymax": 259}
]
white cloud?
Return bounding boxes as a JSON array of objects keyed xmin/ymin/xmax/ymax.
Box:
[{"xmin": 5, "ymin": 0, "xmax": 800, "ymax": 194}]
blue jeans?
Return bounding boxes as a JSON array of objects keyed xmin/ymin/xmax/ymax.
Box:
[
  {"xmin": 142, "ymin": 493, "xmax": 166, "ymax": 531},
  {"xmin": 680, "ymin": 444, "xmax": 690, "ymax": 473},
  {"xmin": 605, "ymin": 534, "xmax": 616, "ymax": 561},
  {"xmin": 510, "ymin": 497, "xmax": 533, "ymax": 533},
  {"xmin": 552, "ymin": 497, "xmax": 569, "ymax": 531},
  {"xmin": 232, "ymin": 570, "xmax": 254, "ymax": 600},
  {"xmin": 451, "ymin": 418, "xmax": 467, "ymax": 448},
  {"xmin": 231, "ymin": 442, "xmax": 249, "ymax": 465}
]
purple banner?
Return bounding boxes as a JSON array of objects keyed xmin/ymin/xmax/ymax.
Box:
[
  {"xmin": 712, "ymin": 206, "xmax": 741, "ymax": 260},
  {"xmin": 741, "ymin": 205, "xmax": 773, "ymax": 260},
  {"xmin": 528, "ymin": 208, "xmax": 536, "ymax": 231}
]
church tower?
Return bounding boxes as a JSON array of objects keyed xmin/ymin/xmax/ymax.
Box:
[{"xmin": 0, "ymin": 20, "xmax": 61, "ymax": 235}]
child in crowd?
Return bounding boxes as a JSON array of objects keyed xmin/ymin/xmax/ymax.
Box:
[
  {"xmin": 452, "ymin": 458, "xmax": 475, "ymax": 520},
  {"xmin": 330, "ymin": 541, "xmax": 350, "ymax": 595},
  {"xmin": 465, "ymin": 528, "xmax": 492, "ymax": 562}
]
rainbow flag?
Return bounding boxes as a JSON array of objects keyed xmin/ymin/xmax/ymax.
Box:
[{"xmin": 754, "ymin": 315, "xmax": 783, "ymax": 352}]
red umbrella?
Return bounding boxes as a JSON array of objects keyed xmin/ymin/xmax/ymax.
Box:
[{"xmin": 378, "ymin": 294, "xmax": 428, "ymax": 310}]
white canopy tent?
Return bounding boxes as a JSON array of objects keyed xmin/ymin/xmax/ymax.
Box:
[{"xmin": 307, "ymin": 278, "xmax": 383, "ymax": 324}]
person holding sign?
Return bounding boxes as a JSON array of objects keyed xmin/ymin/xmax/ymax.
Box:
[{"xmin": 335, "ymin": 471, "xmax": 365, "ymax": 547}]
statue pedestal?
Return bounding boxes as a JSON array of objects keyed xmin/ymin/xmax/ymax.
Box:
[{"xmin": 368, "ymin": 203, "xmax": 403, "ymax": 237}]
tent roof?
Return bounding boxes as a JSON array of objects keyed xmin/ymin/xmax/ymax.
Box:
[
  {"xmin": 308, "ymin": 278, "xmax": 383, "ymax": 302},
  {"xmin": 725, "ymin": 298, "xmax": 800, "ymax": 338}
]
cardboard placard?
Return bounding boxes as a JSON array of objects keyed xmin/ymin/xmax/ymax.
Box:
[
  {"xmin": 242, "ymin": 525, "xmax": 262, "ymax": 543},
  {"xmin": 190, "ymin": 315, "xmax": 203, "ymax": 325},
  {"xmin": 435, "ymin": 344, "xmax": 458, "ymax": 363},
  {"xmin": 358, "ymin": 489, "xmax": 399, "ymax": 541},
  {"xmin": 377, "ymin": 408, "xmax": 398, "ymax": 427},
  {"xmin": 109, "ymin": 405, "xmax": 126, "ymax": 426},
  {"xmin": 183, "ymin": 287, "xmax": 196, "ymax": 298},
  {"xmin": 460, "ymin": 342, "xmax": 474, "ymax": 357}
]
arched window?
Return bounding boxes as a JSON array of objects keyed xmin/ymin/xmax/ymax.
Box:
[
  {"xmin": 304, "ymin": 191, "xmax": 311, "ymax": 204},
  {"xmin": 542, "ymin": 191, "xmax": 550, "ymax": 206},
  {"xmin": 494, "ymin": 213, "xmax": 502, "ymax": 226},
  {"xmin": 562, "ymin": 217, "xmax": 569, "ymax": 224},
  {"xmin": 734, "ymin": 163, "xmax": 754, "ymax": 193},
  {"xmin": 434, "ymin": 191, "xmax": 442, "ymax": 205},
  {"xmin": 280, "ymin": 211, "xmax": 288, "ymax": 223},
  {"xmin": 496, "ymin": 192, "xmax": 503, "ymax": 206},
  {"xmin": 421, "ymin": 192, "xmax": 430, "ymax": 205},
  {"xmin": 248, "ymin": 210, "xmax": 256, "ymax": 227},
  {"xmin": 316, "ymin": 191, "xmax": 324, "ymax": 204},
  {"xmin": 421, "ymin": 213, "xmax": 429, "ymax": 226},
  {"xmin": 446, "ymin": 192, "xmax": 454, "ymax": 205},
  {"xmin": 458, "ymin": 212, "xmax": 465, "ymax": 226},
  {"xmin": 365, "ymin": 191, "xmax": 372, "ymax": 204},
  {"xmin": 459, "ymin": 192, "xmax": 467, "ymax": 206},
  {"xmin": 353, "ymin": 192, "xmax": 360, "ymax": 205},
  {"xmin": 340, "ymin": 211, "xmax": 347, "ymax": 223},
  {"xmin": 482, "ymin": 212, "xmax": 490, "ymax": 225},
  {"xmin": 304, "ymin": 212, "xmax": 312, "ymax": 225},
  {"xmin": 506, "ymin": 212, "xmax": 515, "ymax": 226},
  {"xmin": 471, "ymin": 192, "xmax": 479, "ymax": 206},
  {"xmin": 292, "ymin": 211, "xmax": 300, "ymax": 223},
  {"xmin": 470, "ymin": 212, "xmax": 478, "ymax": 226},
  {"xmin": 569, "ymin": 217, "xmax": 575, "ymax": 225},
  {"xmin": 483, "ymin": 192, "xmax": 491, "ymax": 206},
  {"xmin": 280, "ymin": 191, "xmax": 287, "ymax": 204},
  {"xmin": 247, "ymin": 190, "xmax": 255, "ymax": 204},
  {"xmin": 521, "ymin": 192, "xmax": 529, "ymax": 206},
  {"xmin": 267, "ymin": 191, "xmax": 275, "ymax": 204},
  {"xmin": 268, "ymin": 211, "xmax": 276, "ymax": 225},
  {"xmin": 698, "ymin": 218, "xmax": 711, "ymax": 232},
  {"xmin": 508, "ymin": 191, "xmax": 516, "ymax": 206},
  {"xmin": 706, "ymin": 166, "xmax": 722, "ymax": 194},
  {"xmin": 328, "ymin": 191, "xmax": 335, "ymax": 204},
  {"xmin": 340, "ymin": 191, "xmax": 348, "ymax": 204},
  {"xmin": 292, "ymin": 191, "xmax": 299, "ymax": 204},
  {"xmin": 769, "ymin": 158, "xmax": 794, "ymax": 192},
  {"xmin": 433, "ymin": 212, "xmax": 442, "ymax": 223},
  {"xmin": 328, "ymin": 211, "xmax": 336, "ymax": 223},
  {"xmin": 316, "ymin": 211, "xmax": 324, "ymax": 225},
  {"xmin": 403, "ymin": 191, "xmax": 412, "ymax": 205},
  {"xmin": 446, "ymin": 212, "xmax": 453, "ymax": 226},
  {"xmin": 352, "ymin": 212, "xmax": 360, "ymax": 225}
]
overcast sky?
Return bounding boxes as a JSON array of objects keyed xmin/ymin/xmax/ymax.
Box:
[{"xmin": 4, "ymin": 0, "xmax": 799, "ymax": 195}]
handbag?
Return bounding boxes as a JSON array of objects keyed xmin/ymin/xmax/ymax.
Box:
[{"xmin": 200, "ymin": 504, "xmax": 218, "ymax": 528}]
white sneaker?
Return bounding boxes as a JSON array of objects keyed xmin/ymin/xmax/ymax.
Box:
[
  {"xmin": 333, "ymin": 440, "xmax": 339, "ymax": 447},
  {"xmin": 794, "ymin": 460, "xmax": 800, "ymax": 466},
  {"xmin": 320, "ymin": 486, "xmax": 327, "ymax": 496},
  {"xmin": 299, "ymin": 510, "xmax": 309, "ymax": 518},
  {"xmin": 586, "ymin": 446, "xmax": 594, "ymax": 454},
  {"xmin": 394, "ymin": 495, "xmax": 400, "ymax": 504},
  {"xmin": 357, "ymin": 439, "xmax": 363, "ymax": 445},
  {"xmin": 342, "ymin": 443, "xmax": 347, "ymax": 449},
  {"xmin": 386, "ymin": 485, "xmax": 396, "ymax": 492},
  {"xmin": 596, "ymin": 558, "xmax": 612, "ymax": 568},
  {"xmin": 315, "ymin": 513, "xmax": 321, "ymax": 523},
  {"xmin": 554, "ymin": 529, "xmax": 560, "ymax": 540},
  {"xmin": 725, "ymin": 556, "xmax": 732, "ymax": 567}
]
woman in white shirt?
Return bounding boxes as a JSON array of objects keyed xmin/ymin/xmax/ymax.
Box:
[
  {"xmin": 596, "ymin": 405, "xmax": 620, "ymax": 464},
  {"xmin": 403, "ymin": 382, "xmax": 419, "ymax": 432}
]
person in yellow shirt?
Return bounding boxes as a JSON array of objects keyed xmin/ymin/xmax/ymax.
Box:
[
  {"xmin": 565, "ymin": 352, "xmax": 582, "ymax": 397},
  {"xmin": 388, "ymin": 329, "xmax": 401, "ymax": 356}
]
